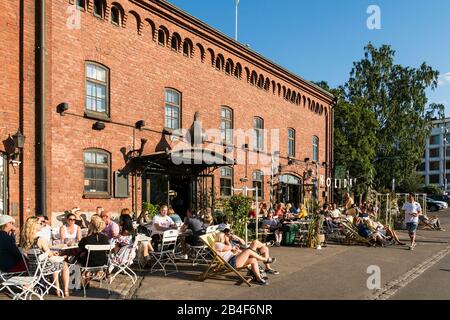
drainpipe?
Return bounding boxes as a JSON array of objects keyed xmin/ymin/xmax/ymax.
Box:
[{"xmin": 36, "ymin": 0, "xmax": 46, "ymax": 215}]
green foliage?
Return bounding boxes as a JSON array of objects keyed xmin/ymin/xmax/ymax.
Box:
[
  {"xmin": 142, "ymin": 202, "xmax": 159, "ymax": 221},
  {"xmin": 421, "ymin": 185, "xmax": 443, "ymax": 196},
  {"xmin": 306, "ymin": 214, "xmax": 324, "ymax": 248},
  {"xmin": 225, "ymin": 194, "xmax": 252, "ymax": 239},
  {"xmin": 397, "ymin": 172, "xmax": 425, "ymax": 193},
  {"xmin": 318, "ymin": 43, "xmax": 444, "ymax": 195}
]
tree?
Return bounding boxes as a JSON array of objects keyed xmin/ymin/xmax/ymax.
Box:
[
  {"xmin": 344, "ymin": 44, "xmax": 443, "ymax": 190},
  {"xmin": 314, "ymin": 82, "xmax": 378, "ymax": 197}
]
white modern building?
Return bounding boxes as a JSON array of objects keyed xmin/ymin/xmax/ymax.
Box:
[{"xmin": 418, "ymin": 118, "xmax": 450, "ymax": 192}]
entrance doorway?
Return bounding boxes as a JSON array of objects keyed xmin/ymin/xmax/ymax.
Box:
[
  {"xmin": 142, "ymin": 174, "xmax": 215, "ymax": 220},
  {"xmin": 276, "ymin": 175, "xmax": 302, "ymax": 208}
]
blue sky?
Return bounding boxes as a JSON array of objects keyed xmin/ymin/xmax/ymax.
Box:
[{"xmin": 167, "ymin": 0, "xmax": 450, "ymax": 113}]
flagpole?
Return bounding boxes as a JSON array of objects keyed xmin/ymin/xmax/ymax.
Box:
[{"xmin": 235, "ymin": 0, "xmax": 239, "ymax": 41}]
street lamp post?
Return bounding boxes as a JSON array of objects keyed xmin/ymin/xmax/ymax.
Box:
[{"xmin": 443, "ymin": 125, "xmax": 448, "ymax": 195}]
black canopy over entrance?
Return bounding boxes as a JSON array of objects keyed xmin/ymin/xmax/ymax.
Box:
[{"xmin": 126, "ymin": 148, "xmax": 234, "ymax": 217}]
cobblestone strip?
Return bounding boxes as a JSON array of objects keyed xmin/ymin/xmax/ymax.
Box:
[{"xmin": 368, "ymin": 246, "xmax": 450, "ymax": 300}]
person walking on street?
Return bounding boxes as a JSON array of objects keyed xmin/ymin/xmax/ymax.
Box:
[{"xmin": 402, "ymin": 193, "xmax": 422, "ymax": 250}]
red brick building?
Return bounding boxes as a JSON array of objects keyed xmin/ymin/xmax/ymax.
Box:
[{"xmin": 0, "ymin": 0, "xmax": 335, "ymax": 226}]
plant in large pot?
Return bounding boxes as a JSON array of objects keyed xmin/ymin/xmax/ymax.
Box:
[
  {"xmin": 226, "ymin": 194, "xmax": 252, "ymax": 239},
  {"xmin": 306, "ymin": 214, "xmax": 325, "ymax": 249},
  {"xmin": 142, "ymin": 202, "xmax": 159, "ymax": 222}
]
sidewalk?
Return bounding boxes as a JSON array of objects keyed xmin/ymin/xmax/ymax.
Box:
[{"xmin": 0, "ymin": 272, "xmax": 142, "ymax": 300}]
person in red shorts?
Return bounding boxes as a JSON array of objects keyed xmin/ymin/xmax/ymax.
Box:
[{"xmin": 0, "ymin": 215, "xmax": 27, "ymax": 273}]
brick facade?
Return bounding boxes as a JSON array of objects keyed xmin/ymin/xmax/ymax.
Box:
[{"xmin": 0, "ymin": 0, "xmax": 335, "ymax": 227}]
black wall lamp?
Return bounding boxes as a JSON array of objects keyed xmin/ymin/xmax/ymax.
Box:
[
  {"xmin": 135, "ymin": 120, "xmax": 146, "ymax": 131},
  {"xmin": 10, "ymin": 129, "xmax": 25, "ymax": 167},
  {"xmin": 56, "ymin": 102, "xmax": 69, "ymax": 116},
  {"xmin": 93, "ymin": 122, "xmax": 106, "ymax": 131}
]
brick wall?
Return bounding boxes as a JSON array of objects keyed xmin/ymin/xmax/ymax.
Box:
[{"xmin": 2, "ymin": 0, "xmax": 334, "ymax": 225}]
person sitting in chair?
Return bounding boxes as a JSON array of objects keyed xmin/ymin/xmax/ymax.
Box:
[
  {"xmin": 261, "ymin": 211, "xmax": 283, "ymax": 247},
  {"xmin": 419, "ymin": 214, "xmax": 444, "ymax": 231},
  {"xmin": 222, "ymin": 228, "xmax": 279, "ymax": 275},
  {"xmin": 77, "ymin": 215, "xmax": 110, "ymax": 288},
  {"xmin": 179, "ymin": 209, "xmax": 207, "ymax": 259},
  {"xmin": 150, "ymin": 205, "xmax": 177, "ymax": 250},
  {"xmin": 0, "ymin": 215, "xmax": 27, "ymax": 273},
  {"xmin": 215, "ymin": 232, "xmax": 276, "ymax": 285}
]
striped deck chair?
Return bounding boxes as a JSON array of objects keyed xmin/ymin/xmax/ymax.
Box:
[{"xmin": 198, "ymin": 232, "xmax": 252, "ymax": 287}]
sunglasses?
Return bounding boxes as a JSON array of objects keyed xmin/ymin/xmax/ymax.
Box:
[{"xmin": 68, "ymin": 218, "xmax": 76, "ymax": 221}]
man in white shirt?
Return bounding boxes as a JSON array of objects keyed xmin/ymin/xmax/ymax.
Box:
[
  {"xmin": 151, "ymin": 205, "xmax": 177, "ymax": 248},
  {"xmin": 402, "ymin": 193, "xmax": 422, "ymax": 250}
]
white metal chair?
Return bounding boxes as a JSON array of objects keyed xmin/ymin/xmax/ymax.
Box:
[
  {"xmin": 79, "ymin": 244, "xmax": 115, "ymax": 298},
  {"xmin": 189, "ymin": 225, "xmax": 219, "ymax": 266},
  {"xmin": 109, "ymin": 235, "xmax": 142, "ymax": 285},
  {"xmin": 1, "ymin": 250, "xmax": 51, "ymax": 300},
  {"xmin": 150, "ymin": 229, "xmax": 179, "ymax": 276},
  {"xmin": 27, "ymin": 249, "xmax": 65, "ymax": 298}
]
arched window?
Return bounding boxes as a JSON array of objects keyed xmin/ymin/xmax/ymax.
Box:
[
  {"xmin": 225, "ymin": 59, "xmax": 234, "ymax": 75},
  {"xmin": 164, "ymin": 89, "xmax": 181, "ymax": 130},
  {"xmin": 244, "ymin": 67, "xmax": 250, "ymax": 82},
  {"xmin": 196, "ymin": 43, "xmax": 205, "ymax": 62},
  {"xmin": 312, "ymin": 136, "xmax": 319, "ymax": 162},
  {"xmin": 291, "ymin": 91, "xmax": 296, "ymax": 104},
  {"xmin": 171, "ymin": 33, "xmax": 181, "ymax": 52},
  {"xmin": 76, "ymin": 0, "xmax": 86, "ymax": 10},
  {"xmin": 85, "ymin": 62, "xmax": 109, "ymax": 118},
  {"xmin": 252, "ymin": 171, "xmax": 264, "ymax": 200},
  {"xmin": 110, "ymin": 4, "xmax": 123, "ymax": 26},
  {"xmin": 129, "ymin": 11, "xmax": 142, "ymax": 34},
  {"xmin": 288, "ymin": 128, "xmax": 295, "ymax": 157},
  {"xmin": 207, "ymin": 49, "xmax": 215, "ymax": 67},
  {"xmin": 250, "ymin": 71, "xmax": 257, "ymax": 86},
  {"xmin": 234, "ymin": 63, "xmax": 242, "ymax": 79},
  {"xmin": 220, "ymin": 167, "xmax": 233, "ymax": 197},
  {"xmin": 264, "ymin": 78, "xmax": 270, "ymax": 91},
  {"xmin": 257, "ymin": 75, "xmax": 264, "ymax": 89},
  {"xmin": 93, "ymin": 0, "xmax": 105, "ymax": 18},
  {"xmin": 158, "ymin": 27, "xmax": 169, "ymax": 46},
  {"xmin": 145, "ymin": 18, "xmax": 156, "ymax": 41},
  {"xmin": 183, "ymin": 39, "xmax": 193, "ymax": 57},
  {"xmin": 253, "ymin": 117, "xmax": 264, "ymax": 151},
  {"xmin": 215, "ymin": 54, "xmax": 224, "ymax": 71},
  {"xmin": 84, "ymin": 149, "xmax": 110, "ymax": 196},
  {"xmin": 221, "ymin": 107, "xmax": 233, "ymax": 145},
  {"xmin": 286, "ymin": 89, "xmax": 291, "ymax": 101},
  {"xmin": 0, "ymin": 153, "xmax": 7, "ymax": 215}
]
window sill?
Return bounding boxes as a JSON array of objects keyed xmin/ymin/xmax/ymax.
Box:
[
  {"xmin": 84, "ymin": 111, "xmax": 111, "ymax": 122},
  {"xmin": 83, "ymin": 193, "xmax": 111, "ymax": 199}
]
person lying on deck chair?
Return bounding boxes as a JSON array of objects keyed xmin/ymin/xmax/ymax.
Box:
[
  {"xmin": 222, "ymin": 228, "xmax": 279, "ymax": 275},
  {"xmin": 214, "ymin": 232, "xmax": 276, "ymax": 286}
]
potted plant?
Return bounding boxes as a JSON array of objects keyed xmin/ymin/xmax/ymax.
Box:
[{"xmin": 142, "ymin": 202, "xmax": 159, "ymax": 222}]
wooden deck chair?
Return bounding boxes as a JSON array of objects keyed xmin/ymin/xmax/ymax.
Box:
[
  {"xmin": 197, "ymin": 232, "xmax": 252, "ymax": 287},
  {"xmin": 340, "ymin": 220, "xmax": 373, "ymax": 246}
]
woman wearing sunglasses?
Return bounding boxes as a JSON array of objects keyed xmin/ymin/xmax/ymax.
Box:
[{"xmin": 59, "ymin": 213, "xmax": 82, "ymax": 246}]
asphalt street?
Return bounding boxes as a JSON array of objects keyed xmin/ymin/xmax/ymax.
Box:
[{"xmin": 134, "ymin": 210, "xmax": 450, "ymax": 300}]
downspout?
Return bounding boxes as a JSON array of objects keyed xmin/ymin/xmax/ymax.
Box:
[
  {"xmin": 331, "ymin": 97, "xmax": 337, "ymax": 203},
  {"xmin": 36, "ymin": 0, "xmax": 46, "ymax": 215}
]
